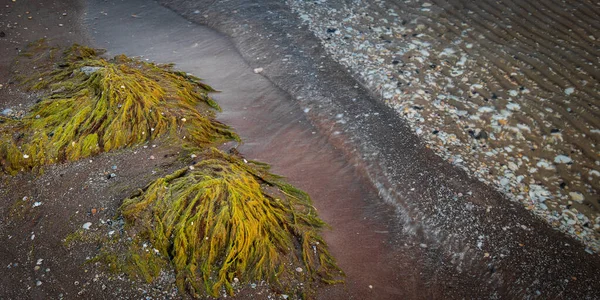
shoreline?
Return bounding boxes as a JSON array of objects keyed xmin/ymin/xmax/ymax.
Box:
[
  {"xmin": 288, "ymin": 0, "xmax": 600, "ymax": 253},
  {"xmin": 159, "ymin": 0, "xmax": 600, "ymax": 297},
  {"xmin": 0, "ymin": 0, "xmax": 598, "ymax": 298}
]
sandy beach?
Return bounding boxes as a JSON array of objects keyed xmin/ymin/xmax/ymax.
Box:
[{"xmin": 1, "ymin": 0, "xmax": 599, "ymax": 298}]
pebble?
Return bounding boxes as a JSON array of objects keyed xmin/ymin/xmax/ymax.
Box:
[
  {"xmin": 554, "ymin": 155, "xmax": 572, "ymax": 164},
  {"xmin": 569, "ymin": 192, "xmax": 584, "ymax": 203},
  {"xmin": 253, "ymin": 67, "xmax": 264, "ymax": 74},
  {"xmin": 295, "ymin": 267, "xmax": 303, "ymax": 272},
  {"xmin": 564, "ymin": 87, "xmax": 575, "ymax": 95},
  {"xmin": 82, "ymin": 222, "xmax": 92, "ymax": 230}
]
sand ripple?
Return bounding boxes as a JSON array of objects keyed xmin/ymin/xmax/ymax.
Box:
[{"xmin": 289, "ymin": 0, "xmax": 600, "ymax": 252}]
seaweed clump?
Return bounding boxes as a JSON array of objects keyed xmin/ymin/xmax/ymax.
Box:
[
  {"xmin": 120, "ymin": 149, "xmax": 343, "ymax": 297},
  {"xmin": 0, "ymin": 44, "xmax": 237, "ymax": 174}
]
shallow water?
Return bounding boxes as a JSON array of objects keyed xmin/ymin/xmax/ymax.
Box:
[
  {"xmin": 84, "ymin": 0, "xmax": 600, "ymax": 298},
  {"xmin": 85, "ymin": 0, "xmax": 431, "ymax": 298},
  {"xmin": 290, "ymin": 0, "xmax": 600, "ymax": 251}
]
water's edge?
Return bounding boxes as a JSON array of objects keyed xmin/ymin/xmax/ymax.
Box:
[
  {"xmin": 84, "ymin": 0, "xmax": 600, "ymax": 298},
  {"xmin": 156, "ymin": 0, "xmax": 600, "ymax": 297}
]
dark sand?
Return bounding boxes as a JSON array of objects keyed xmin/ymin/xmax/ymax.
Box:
[{"xmin": 0, "ymin": 0, "xmax": 599, "ymax": 299}]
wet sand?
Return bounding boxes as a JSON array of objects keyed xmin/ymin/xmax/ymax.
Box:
[
  {"xmin": 159, "ymin": 0, "xmax": 600, "ymax": 298},
  {"xmin": 85, "ymin": 1, "xmax": 425, "ymax": 298},
  {"xmin": 0, "ymin": 0, "xmax": 599, "ymax": 299}
]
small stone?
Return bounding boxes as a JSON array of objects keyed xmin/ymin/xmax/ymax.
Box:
[
  {"xmin": 554, "ymin": 155, "xmax": 572, "ymax": 164},
  {"xmin": 149, "ymin": 155, "xmax": 155, "ymax": 160},
  {"xmin": 369, "ymin": 285, "xmax": 373, "ymax": 289},
  {"xmin": 569, "ymin": 192, "xmax": 584, "ymax": 203},
  {"xmin": 295, "ymin": 267, "xmax": 303, "ymax": 272},
  {"xmin": 34, "ymin": 266, "xmax": 40, "ymax": 271},
  {"xmin": 82, "ymin": 222, "xmax": 92, "ymax": 230},
  {"xmin": 32, "ymin": 202, "xmax": 42, "ymax": 208},
  {"xmin": 58, "ymin": 23, "xmax": 63, "ymax": 27},
  {"xmin": 564, "ymin": 87, "xmax": 575, "ymax": 95},
  {"xmin": 23, "ymin": 154, "xmax": 30, "ymax": 159},
  {"xmin": 36, "ymin": 280, "xmax": 42, "ymax": 286},
  {"xmin": 253, "ymin": 67, "xmax": 264, "ymax": 74},
  {"xmin": 419, "ymin": 243, "xmax": 428, "ymax": 248}
]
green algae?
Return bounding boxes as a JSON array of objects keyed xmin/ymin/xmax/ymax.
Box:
[
  {"xmin": 119, "ymin": 148, "xmax": 343, "ymax": 297},
  {"xmin": 0, "ymin": 44, "xmax": 238, "ymax": 174}
]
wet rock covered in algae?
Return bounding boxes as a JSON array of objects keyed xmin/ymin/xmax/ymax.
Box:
[{"xmin": 3, "ymin": 42, "xmax": 343, "ymax": 298}]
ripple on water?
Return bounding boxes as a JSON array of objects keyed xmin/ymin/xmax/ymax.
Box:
[{"xmin": 289, "ymin": 0, "xmax": 600, "ymax": 252}]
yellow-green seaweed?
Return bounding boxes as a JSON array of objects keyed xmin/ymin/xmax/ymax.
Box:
[
  {"xmin": 120, "ymin": 148, "xmax": 343, "ymax": 297},
  {"xmin": 0, "ymin": 44, "xmax": 238, "ymax": 174}
]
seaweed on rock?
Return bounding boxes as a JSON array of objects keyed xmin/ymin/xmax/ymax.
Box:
[
  {"xmin": 120, "ymin": 149, "xmax": 343, "ymax": 297},
  {"xmin": 0, "ymin": 44, "xmax": 238, "ymax": 174}
]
